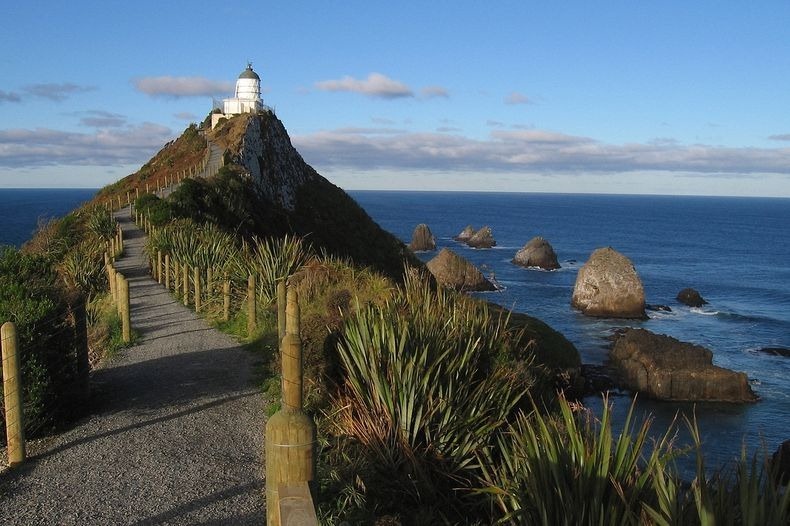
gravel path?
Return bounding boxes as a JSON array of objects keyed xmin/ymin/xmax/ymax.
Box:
[{"xmin": 0, "ymin": 209, "xmax": 267, "ymax": 524}]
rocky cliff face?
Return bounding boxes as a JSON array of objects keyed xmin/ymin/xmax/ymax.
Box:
[
  {"xmin": 211, "ymin": 111, "xmax": 419, "ymax": 279},
  {"xmin": 232, "ymin": 113, "xmax": 317, "ymax": 211}
]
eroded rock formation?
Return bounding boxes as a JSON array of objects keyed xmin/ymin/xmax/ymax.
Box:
[
  {"xmin": 409, "ymin": 224, "xmax": 436, "ymax": 251},
  {"xmin": 512, "ymin": 236, "xmax": 560, "ymax": 270},
  {"xmin": 610, "ymin": 328, "xmax": 758, "ymax": 402},
  {"xmin": 426, "ymin": 248, "xmax": 496, "ymax": 292},
  {"xmin": 571, "ymin": 247, "xmax": 646, "ymax": 319}
]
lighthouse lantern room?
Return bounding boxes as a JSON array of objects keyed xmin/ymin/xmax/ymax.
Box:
[{"xmin": 212, "ymin": 63, "xmax": 264, "ymax": 128}]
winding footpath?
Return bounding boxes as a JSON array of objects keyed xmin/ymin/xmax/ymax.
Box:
[{"xmin": 0, "ymin": 209, "xmax": 266, "ymax": 525}]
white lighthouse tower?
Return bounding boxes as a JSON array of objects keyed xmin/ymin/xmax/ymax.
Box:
[{"xmin": 212, "ymin": 63, "xmax": 264, "ymax": 128}]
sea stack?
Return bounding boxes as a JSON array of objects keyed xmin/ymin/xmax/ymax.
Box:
[
  {"xmin": 466, "ymin": 226, "xmax": 496, "ymax": 249},
  {"xmin": 426, "ymin": 248, "xmax": 496, "ymax": 292},
  {"xmin": 408, "ymin": 223, "xmax": 436, "ymax": 251},
  {"xmin": 512, "ymin": 236, "xmax": 560, "ymax": 270},
  {"xmin": 677, "ymin": 287, "xmax": 708, "ymax": 307},
  {"xmin": 454, "ymin": 225, "xmax": 475, "ymax": 242},
  {"xmin": 571, "ymin": 247, "xmax": 646, "ymax": 319},
  {"xmin": 610, "ymin": 328, "xmax": 758, "ymax": 403}
]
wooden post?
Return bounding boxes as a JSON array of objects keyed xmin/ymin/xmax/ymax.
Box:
[
  {"xmin": 145, "ymin": 182, "xmax": 149, "ymax": 194},
  {"xmin": 1, "ymin": 322, "xmax": 26, "ymax": 467},
  {"xmin": 277, "ymin": 280, "xmax": 286, "ymax": 343},
  {"xmin": 110, "ymin": 237, "xmax": 116, "ymax": 259},
  {"xmin": 223, "ymin": 277, "xmax": 230, "ymax": 322},
  {"xmin": 183, "ymin": 263, "xmax": 189, "ymax": 306},
  {"xmin": 265, "ymin": 287, "xmax": 316, "ymax": 526},
  {"xmin": 126, "ymin": 190, "xmax": 130, "ymax": 205},
  {"xmin": 164, "ymin": 254, "xmax": 170, "ymax": 290},
  {"xmin": 247, "ymin": 274, "xmax": 256, "ymax": 336},
  {"xmin": 157, "ymin": 251, "xmax": 163, "ymax": 284},
  {"xmin": 107, "ymin": 264, "xmax": 117, "ymax": 303},
  {"xmin": 118, "ymin": 274, "xmax": 131, "ymax": 343},
  {"xmin": 135, "ymin": 187, "xmax": 139, "ymax": 199},
  {"xmin": 194, "ymin": 266, "xmax": 201, "ymax": 313},
  {"xmin": 206, "ymin": 267, "xmax": 213, "ymax": 301}
]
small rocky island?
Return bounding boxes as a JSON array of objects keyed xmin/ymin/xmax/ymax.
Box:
[
  {"xmin": 571, "ymin": 247, "xmax": 646, "ymax": 319},
  {"xmin": 454, "ymin": 225, "xmax": 496, "ymax": 248},
  {"xmin": 677, "ymin": 287, "xmax": 708, "ymax": 307},
  {"xmin": 408, "ymin": 223, "xmax": 436, "ymax": 251},
  {"xmin": 512, "ymin": 236, "xmax": 560, "ymax": 270},
  {"xmin": 426, "ymin": 248, "xmax": 496, "ymax": 292},
  {"xmin": 610, "ymin": 328, "xmax": 758, "ymax": 403}
]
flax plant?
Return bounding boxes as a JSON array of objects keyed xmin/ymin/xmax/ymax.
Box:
[
  {"xmin": 482, "ymin": 395, "xmax": 681, "ymax": 526},
  {"xmin": 330, "ymin": 272, "xmax": 532, "ymax": 519},
  {"xmin": 234, "ymin": 234, "xmax": 310, "ymax": 306}
]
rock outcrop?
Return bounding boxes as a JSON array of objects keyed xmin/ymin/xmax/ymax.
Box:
[
  {"xmin": 466, "ymin": 226, "xmax": 496, "ymax": 248},
  {"xmin": 426, "ymin": 248, "xmax": 496, "ymax": 292},
  {"xmin": 454, "ymin": 225, "xmax": 475, "ymax": 242},
  {"xmin": 409, "ymin": 224, "xmax": 436, "ymax": 251},
  {"xmin": 677, "ymin": 288, "xmax": 708, "ymax": 307},
  {"xmin": 571, "ymin": 247, "xmax": 646, "ymax": 319},
  {"xmin": 208, "ymin": 111, "xmax": 420, "ymax": 280},
  {"xmin": 512, "ymin": 236, "xmax": 560, "ymax": 270},
  {"xmin": 610, "ymin": 328, "xmax": 758, "ymax": 402}
]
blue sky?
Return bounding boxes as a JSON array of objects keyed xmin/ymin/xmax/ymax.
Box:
[{"xmin": 2, "ymin": 1, "xmax": 789, "ymax": 196}]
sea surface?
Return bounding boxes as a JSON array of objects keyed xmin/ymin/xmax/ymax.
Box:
[
  {"xmin": 0, "ymin": 189, "xmax": 97, "ymax": 247},
  {"xmin": 350, "ymin": 190, "xmax": 790, "ymax": 474},
  {"xmin": 2, "ymin": 188, "xmax": 789, "ymax": 474}
]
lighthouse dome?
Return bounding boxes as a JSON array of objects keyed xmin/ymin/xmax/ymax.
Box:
[{"xmin": 238, "ymin": 64, "xmax": 260, "ymax": 80}]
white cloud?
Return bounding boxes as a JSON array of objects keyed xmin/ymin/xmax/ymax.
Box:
[
  {"xmin": 420, "ymin": 86, "xmax": 450, "ymax": 99},
  {"xmin": 292, "ymin": 127, "xmax": 790, "ymax": 176},
  {"xmin": 0, "ymin": 123, "xmax": 173, "ymax": 168},
  {"xmin": 77, "ymin": 110, "xmax": 127, "ymax": 128},
  {"xmin": 769, "ymin": 134, "xmax": 790, "ymax": 142},
  {"xmin": 0, "ymin": 90, "xmax": 22, "ymax": 103},
  {"xmin": 315, "ymin": 73, "xmax": 413, "ymax": 99},
  {"xmin": 174, "ymin": 111, "xmax": 198, "ymax": 121},
  {"xmin": 23, "ymin": 83, "xmax": 95, "ymax": 101},
  {"xmin": 504, "ymin": 91, "xmax": 531, "ymax": 105},
  {"xmin": 133, "ymin": 76, "xmax": 233, "ymax": 98}
]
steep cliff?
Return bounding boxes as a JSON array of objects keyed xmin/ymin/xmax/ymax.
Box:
[{"xmin": 208, "ymin": 111, "xmax": 419, "ymax": 279}]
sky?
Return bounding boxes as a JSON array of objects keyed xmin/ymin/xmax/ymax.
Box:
[{"xmin": 2, "ymin": 1, "xmax": 790, "ymax": 196}]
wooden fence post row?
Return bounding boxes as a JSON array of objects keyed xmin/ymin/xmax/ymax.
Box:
[
  {"xmin": 1, "ymin": 322, "xmax": 26, "ymax": 467},
  {"xmin": 265, "ymin": 286, "xmax": 318, "ymax": 526}
]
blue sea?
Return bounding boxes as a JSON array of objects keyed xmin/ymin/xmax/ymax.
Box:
[
  {"xmin": 0, "ymin": 189, "xmax": 97, "ymax": 247},
  {"xmin": 1, "ymin": 188, "xmax": 789, "ymax": 473},
  {"xmin": 350, "ymin": 190, "xmax": 790, "ymax": 473}
]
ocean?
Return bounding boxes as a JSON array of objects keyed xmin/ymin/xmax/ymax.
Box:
[
  {"xmin": 0, "ymin": 189, "xmax": 97, "ymax": 247},
  {"xmin": 350, "ymin": 191, "xmax": 790, "ymax": 473},
  {"xmin": 1, "ymin": 188, "xmax": 789, "ymax": 472}
]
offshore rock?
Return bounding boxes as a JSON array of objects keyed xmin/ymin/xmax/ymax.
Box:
[
  {"xmin": 409, "ymin": 224, "xmax": 436, "ymax": 251},
  {"xmin": 677, "ymin": 288, "xmax": 708, "ymax": 307},
  {"xmin": 426, "ymin": 248, "xmax": 496, "ymax": 292},
  {"xmin": 454, "ymin": 225, "xmax": 476, "ymax": 242},
  {"xmin": 512, "ymin": 236, "xmax": 560, "ymax": 270},
  {"xmin": 466, "ymin": 226, "xmax": 496, "ymax": 249},
  {"xmin": 571, "ymin": 247, "xmax": 646, "ymax": 319},
  {"xmin": 610, "ymin": 328, "xmax": 758, "ymax": 403}
]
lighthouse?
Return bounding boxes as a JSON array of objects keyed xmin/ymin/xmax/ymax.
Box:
[{"xmin": 212, "ymin": 63, "xmax": 264, "ymax": 128}]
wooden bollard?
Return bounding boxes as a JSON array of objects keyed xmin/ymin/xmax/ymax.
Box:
[
  {"xmin": 265, "ymin": 287, "xmax": 316, "ymax": 526},
  {"xmin": 157, "ymin": 251, "xmax": 163, "ymax": 284},
  {"xmin": 145, "ymin": 182, "xmax": 149, "ymax": 194},
  {"xmin": 247, "ymin": 274, "xmax": 256, "ymax": 336},
  {"xmin": 164, "ymin": 254, "xmax": 170, "ymax": 289},
  {"xmin": 182, "ymin": 263, "xmax": 189, "ymax": 306},
  {"xmin": 135, "ymin": 187, "xmax": 139, "ymax": 199},
  {"xmin": 115, "ymin": 271, "xmax": 124, "ymax": 316},
  {"xmin": 118, "ymin": 227, "xmax": 124, "ymax": 253},
  {"xmin": 2, "ymin": 322, "xmax": 26, "ymax": 467},
  {"xmin": 277, "ymin": 280, "xmax": 286, "ymax": 343},
  {"xmin": 118, "ymin": 274, "xmax": 131, "ymax": 343},
  {"xmin": 110, "ymin": 237, "xmax": 116, "ymax": 259},
  {"xmin": 194, "ymin": 266, "xmax": 201, "ymax": 313},
  {"xmin": 107, "ymin": 264, "xmax": 117, "ymax": 303},
  {"xmin": 223, "ymin": 278, "xmax": 230, "ymax": 322}
]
